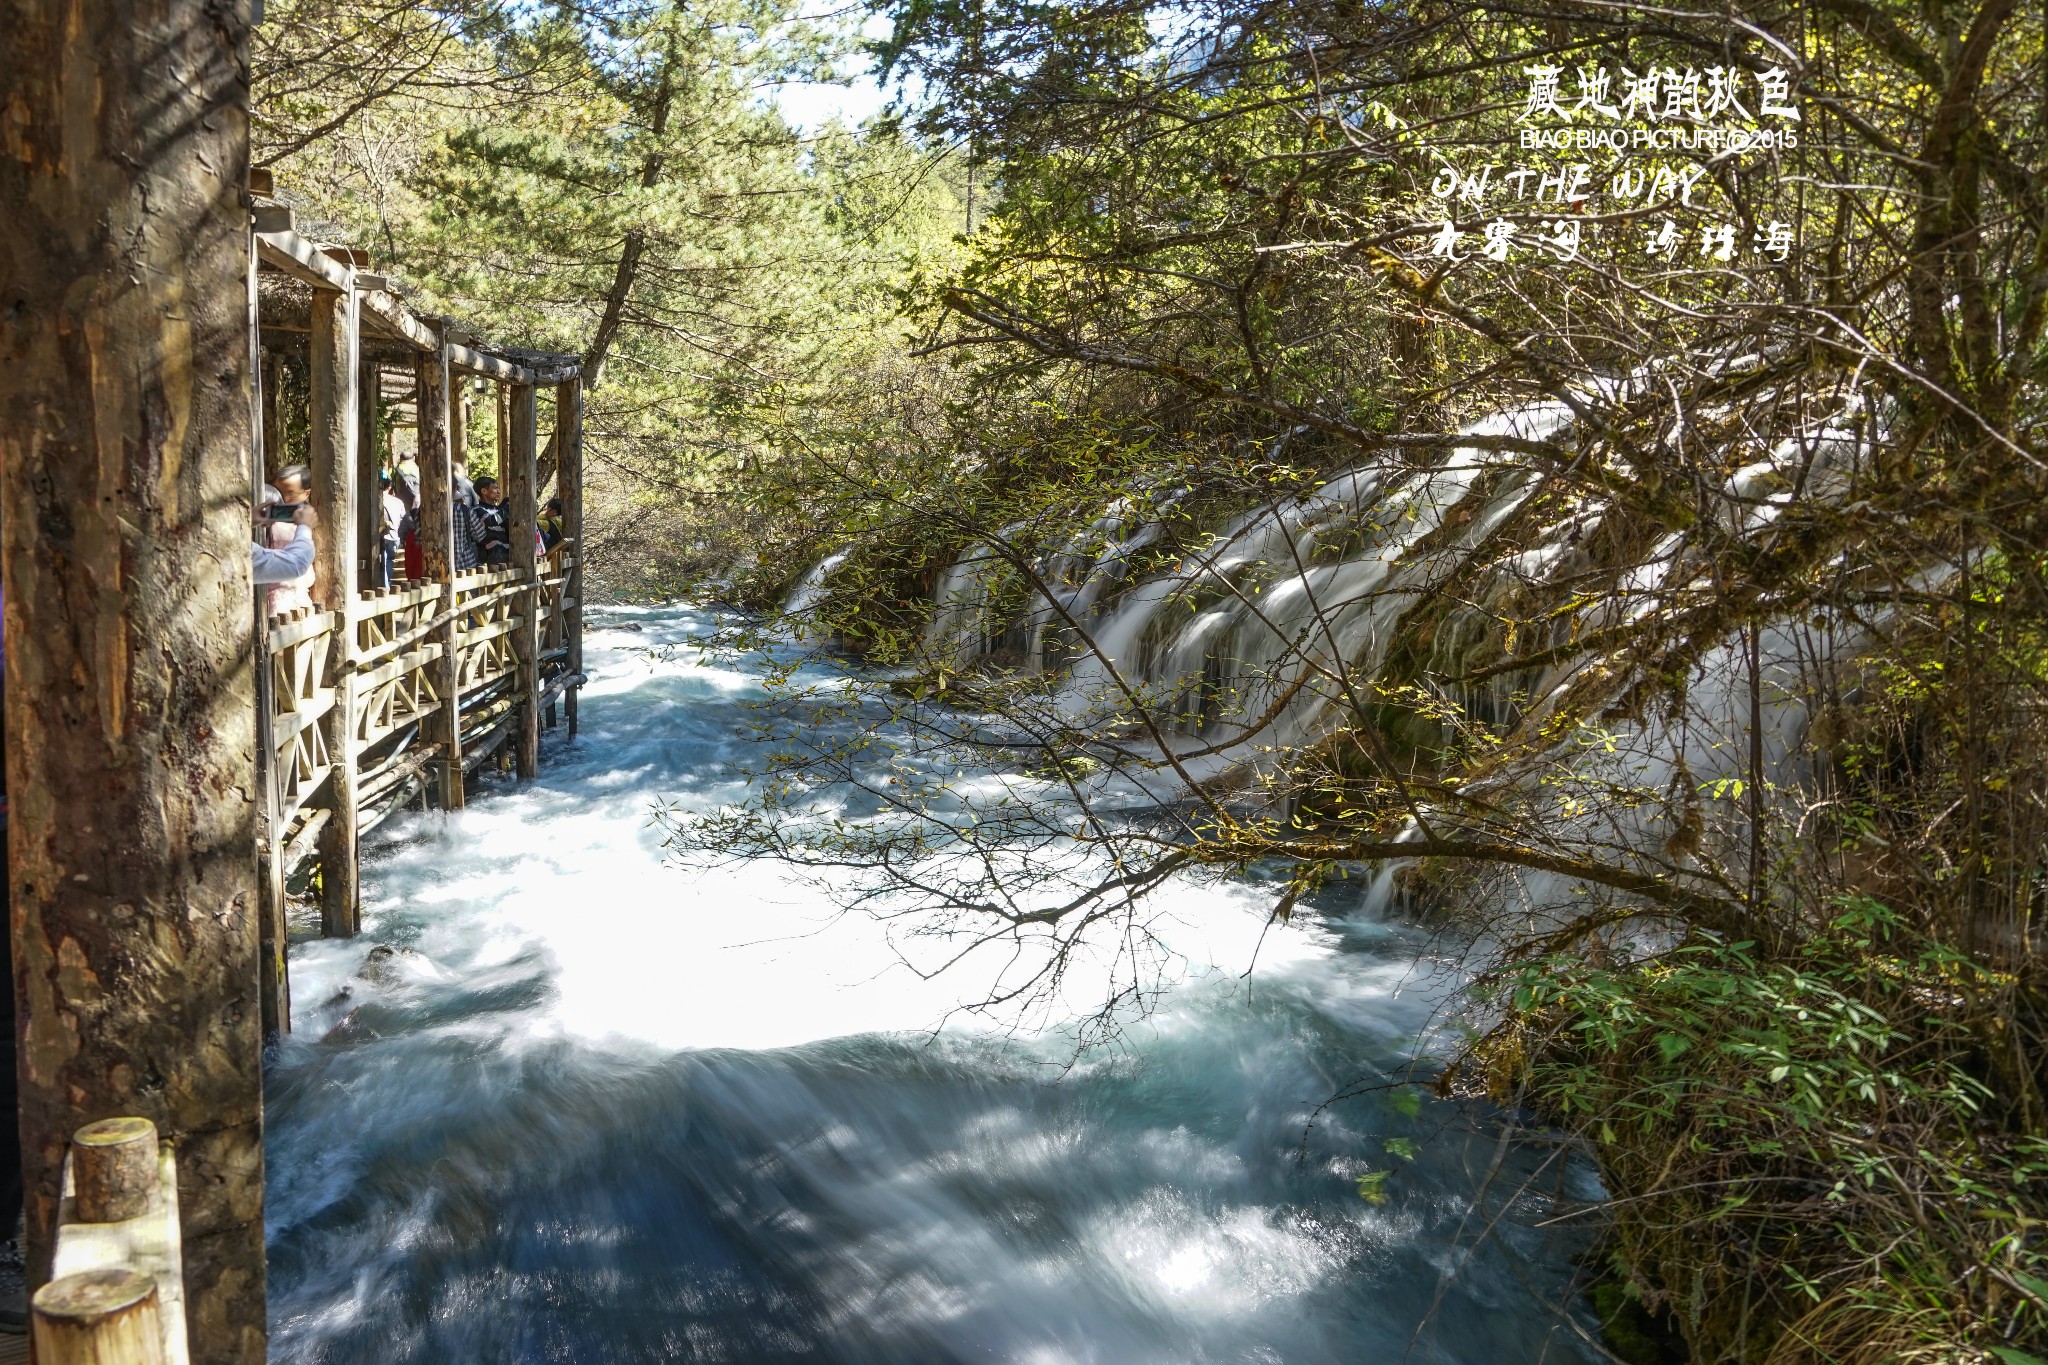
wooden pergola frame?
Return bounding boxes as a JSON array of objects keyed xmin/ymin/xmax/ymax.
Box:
[{"xmin": 249, "ymin": 218, "xmax": 587, "ymax": 1038}]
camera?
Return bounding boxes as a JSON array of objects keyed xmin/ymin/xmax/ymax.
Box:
[{"xmin": 267, "ymin": 502, "xmax": 301, "ymax": 521}]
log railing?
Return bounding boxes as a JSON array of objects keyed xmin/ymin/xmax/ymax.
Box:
[
  {"xmin": 262, "ymin": 552, "xmax": 580, "ymax": 864},
  {"xmin": 255, "ymin": 539, "xmax": 584, "ymax": 1029},
  {"xmin": 31, "ymin": 1118, "xmax": 188, "ymax": 1365}
]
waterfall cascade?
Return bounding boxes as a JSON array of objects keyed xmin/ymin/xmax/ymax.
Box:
[
  {"xmin": 790, "ymin": 386, "xmax": 1875, "ymax": 831},
  {"xmin": 782, "ymin": 548, "xmax": 850, "ymax": 626}
]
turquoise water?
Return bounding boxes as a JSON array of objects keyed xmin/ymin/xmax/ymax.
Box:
[{"xmin": 262, "ymin": 605, "xmax": 1600, "ymax": 1363}]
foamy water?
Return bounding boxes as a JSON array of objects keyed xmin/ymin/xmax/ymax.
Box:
[{"xmin": 263, "ymin": 605, "xmax": 1600, "ymax": 1363}]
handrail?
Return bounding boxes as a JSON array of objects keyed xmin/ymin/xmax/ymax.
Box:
[{"xmin": 265, "ymin": 609, "xmax": 337, "ymax": 653}]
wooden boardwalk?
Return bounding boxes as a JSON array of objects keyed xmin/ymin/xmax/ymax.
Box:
[{"xmin": 250, "ymin": 207, "xmax": 585, "ymax": 1035}]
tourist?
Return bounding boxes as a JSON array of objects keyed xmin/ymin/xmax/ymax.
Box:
[
  {"xmin": 540, "ymin": 497, "xmax": 565, "ymax": 551},
  {"xmin": 271, "ymin": 463, "xmax": 312, "ymax": 509},
  {"xmin": 379, "ymin": 473, "xmax": 405, "ymax": 587},
  {"xmin": 453, "ymin": 485, "xmax": 486, "ymax": 572},
  {"xmin": 391, "ymin": 454, "xmax": 421, "ymax": 513},
  {"xmin": 254, "ymin": 491, "xmax": 318, "ymax": 615},
  {"xmin": 475, "ymin": 476, "xmax": 512, "ymax": 566}
]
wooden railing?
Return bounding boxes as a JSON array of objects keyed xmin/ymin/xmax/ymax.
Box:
[{"xmin": 255, "ymin": 538, "xmax": 582, "ymax": 1034}]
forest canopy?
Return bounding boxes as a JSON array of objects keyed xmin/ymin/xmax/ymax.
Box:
[{"xmin": 254, "ymin": 0, "xmax": 970, "ymax": 587}]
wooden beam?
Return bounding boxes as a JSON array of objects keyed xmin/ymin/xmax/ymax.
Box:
[
  {"xmin": 508, "ymin": 383, "xmax": 542, "ymax": 779},
  {"xmin": 357, "ymin": 286, "xmax": 436, "ymax": 352},
  {"xmin": 309, "ymin": 285, "xmax": 362, "ymax": 939},
  {"xmin": 448, "ymin": 343, "xmax": 535, "ymax": 385},
  {"xmin": 558, "ymin": 377, "xmax": 585, "ymax": 739},
  {"xmin": 358, "ymin": 360, "xmax": 384, "ymax": 590},
  {"xmin": 417, "ymin": 342, "xmax": 465, "ymax": 809},
  {"xmin": 452, "ymin": 381, "xmax": 470, "ymax": 473},
  {"xmin": 255, "ymin": 228, "xmax": 350, "ymax": 291},
  {"xmin": 260, "ymin": 348, "xmax": 285, "ymax": 473},
  {"xmin": 253, "ymin": 230, "xmax": 440, "ymax": 354},
  {"xmin": 0, "ymin": 0, "xmax": 269, "ymax": 1341},
  {"xmin": 254, "ymin": 230, "xmax": 580, "ymax": 394}
]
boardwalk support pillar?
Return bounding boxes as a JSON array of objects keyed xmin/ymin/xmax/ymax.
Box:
[
  {"xmin": 508, "ymin": 382, "xmax": 542, "ymax": 779},
  {"xmin": 0, "ymin": 0, "xmax": 270, "ymax": 1344},
  {"xmin": 558, "ymin": 377, "xmax": 586, "ymax": 739},
  {"xmin": 310, "ymin": 282, "xmax": 363, "ymax": 938},
  {"xmin": 250, "ymin": 257, "xmax": 291, "ymax": 1043},
  {"xmin": 357, "ymin": 359, "xmax": 383, "ymax": 588},
  {"xmin": 418, "ymin": 338, "xmax": 466, "ymax": 809}
]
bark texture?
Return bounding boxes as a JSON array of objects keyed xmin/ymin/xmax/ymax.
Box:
[
  {"xmin": 416, "ymin": 345, "xmax": 465, "ymax": 808},
  {"xmin": 0, "ymin": 0, "xmax": 269, "ymax": 1354}
]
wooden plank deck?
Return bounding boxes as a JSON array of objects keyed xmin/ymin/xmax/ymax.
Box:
[{"xmin": 0, "ymin": 1328, "xmax": 29, "ymax": 1363}]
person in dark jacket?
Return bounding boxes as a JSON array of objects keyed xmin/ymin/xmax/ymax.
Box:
[{"xmin": 474, "ymin": 477, "xmax": 512, "ymax": 566}]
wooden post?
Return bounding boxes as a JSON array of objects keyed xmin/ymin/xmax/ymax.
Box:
[
  {"xmin": 71, "ymin": 1119, "xmax": 157, "ymax": 1225},
  {"xmin": 309, "ymin": 284, "xmax": 362, "ymax": 938},
  {"xmin": 251, "ymin": 246, "xmax": 290, "ymax": 1043},
  {"xmin": 0, "ymin": 0, "xmax": 269, "ymax": 1344},
  {"xmin": 508, "ymin": 382, "xmax": 541, "ymax": 779},
  {"xmin": 49, "ymin": 1118, "xmax": 188, "ymax": 1365},
  {"xmin": 33, "ymin": 1270, "xmax": 166, "ymax": 1365},
  {"xmin": 450, "ymin": 381, "xmax": 468, "ymax": 472},
  {"xmin": 417, "ymin": 341, "xmax": 465, "ymax": 809},
  {"xmin": 557, "ymin": 378, "xmax": 585, "ymax": 739},
  {"xmin": 357, "ymin": 358, "xmax": 384, "ymax": 588},
  {"xmin": 260, "ymin": 351, "xmax": 284, "ymax": 474}
]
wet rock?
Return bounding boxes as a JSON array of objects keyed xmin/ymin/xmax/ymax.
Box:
[
  {"xmin": 356, "ymin": 943, "xmax": 417, "ymax": 985},
  {"xmin": 320, "ymin": 1007, "xmax": 378, "ymax": 1045}
]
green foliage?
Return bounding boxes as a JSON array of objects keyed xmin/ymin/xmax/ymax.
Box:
[
  {"xmin": 1482, "ymin": 901, "xmax": 2048, "ymax": 1360},
  {"xmin": 255, "ymin": 0, "xmax": 967, "ymax": 597}
]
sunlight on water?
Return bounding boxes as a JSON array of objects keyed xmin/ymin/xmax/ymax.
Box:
[{"xmin": 264, "ymin": 605, "xmax": 1600, "ymax": 1364}]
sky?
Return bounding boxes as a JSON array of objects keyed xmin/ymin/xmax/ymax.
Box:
[
  {"xmin": 769, "ymin": 8, "xmax": 900, "ymax": 136},
  {"xmin": 773, "ymin": 70, "xmax": 893, "ymax": 134}
]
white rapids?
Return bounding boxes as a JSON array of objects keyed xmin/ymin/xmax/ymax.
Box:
[{"xmin": 262, "ymin": 604, "xmax": 1602, "ymax": 1364}]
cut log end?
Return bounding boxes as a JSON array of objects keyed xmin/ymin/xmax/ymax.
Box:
[
  {"xmin": 34, "ymin": 1269, "xmax": 166, "ymax": 1365},
  {"xmin": 71, "ymin": 1117, "xmax": 160, "ymax": 1223}
]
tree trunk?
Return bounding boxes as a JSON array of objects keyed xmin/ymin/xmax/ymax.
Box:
[
  {"xmin": 582, "ymin": 42, "xmax": 676, "ymax": 390},
  {"xmin": 0, "ymin": 0, "xmax": 269, "ymax": 1356},
  {"xmin": 557, "ymin": 379, "xmax": 585, "ymax": 739}
]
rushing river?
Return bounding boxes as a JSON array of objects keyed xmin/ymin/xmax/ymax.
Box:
[{"xmin": 264, "ymin": 605, "xmax": 1601, "ymax": 1363}]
